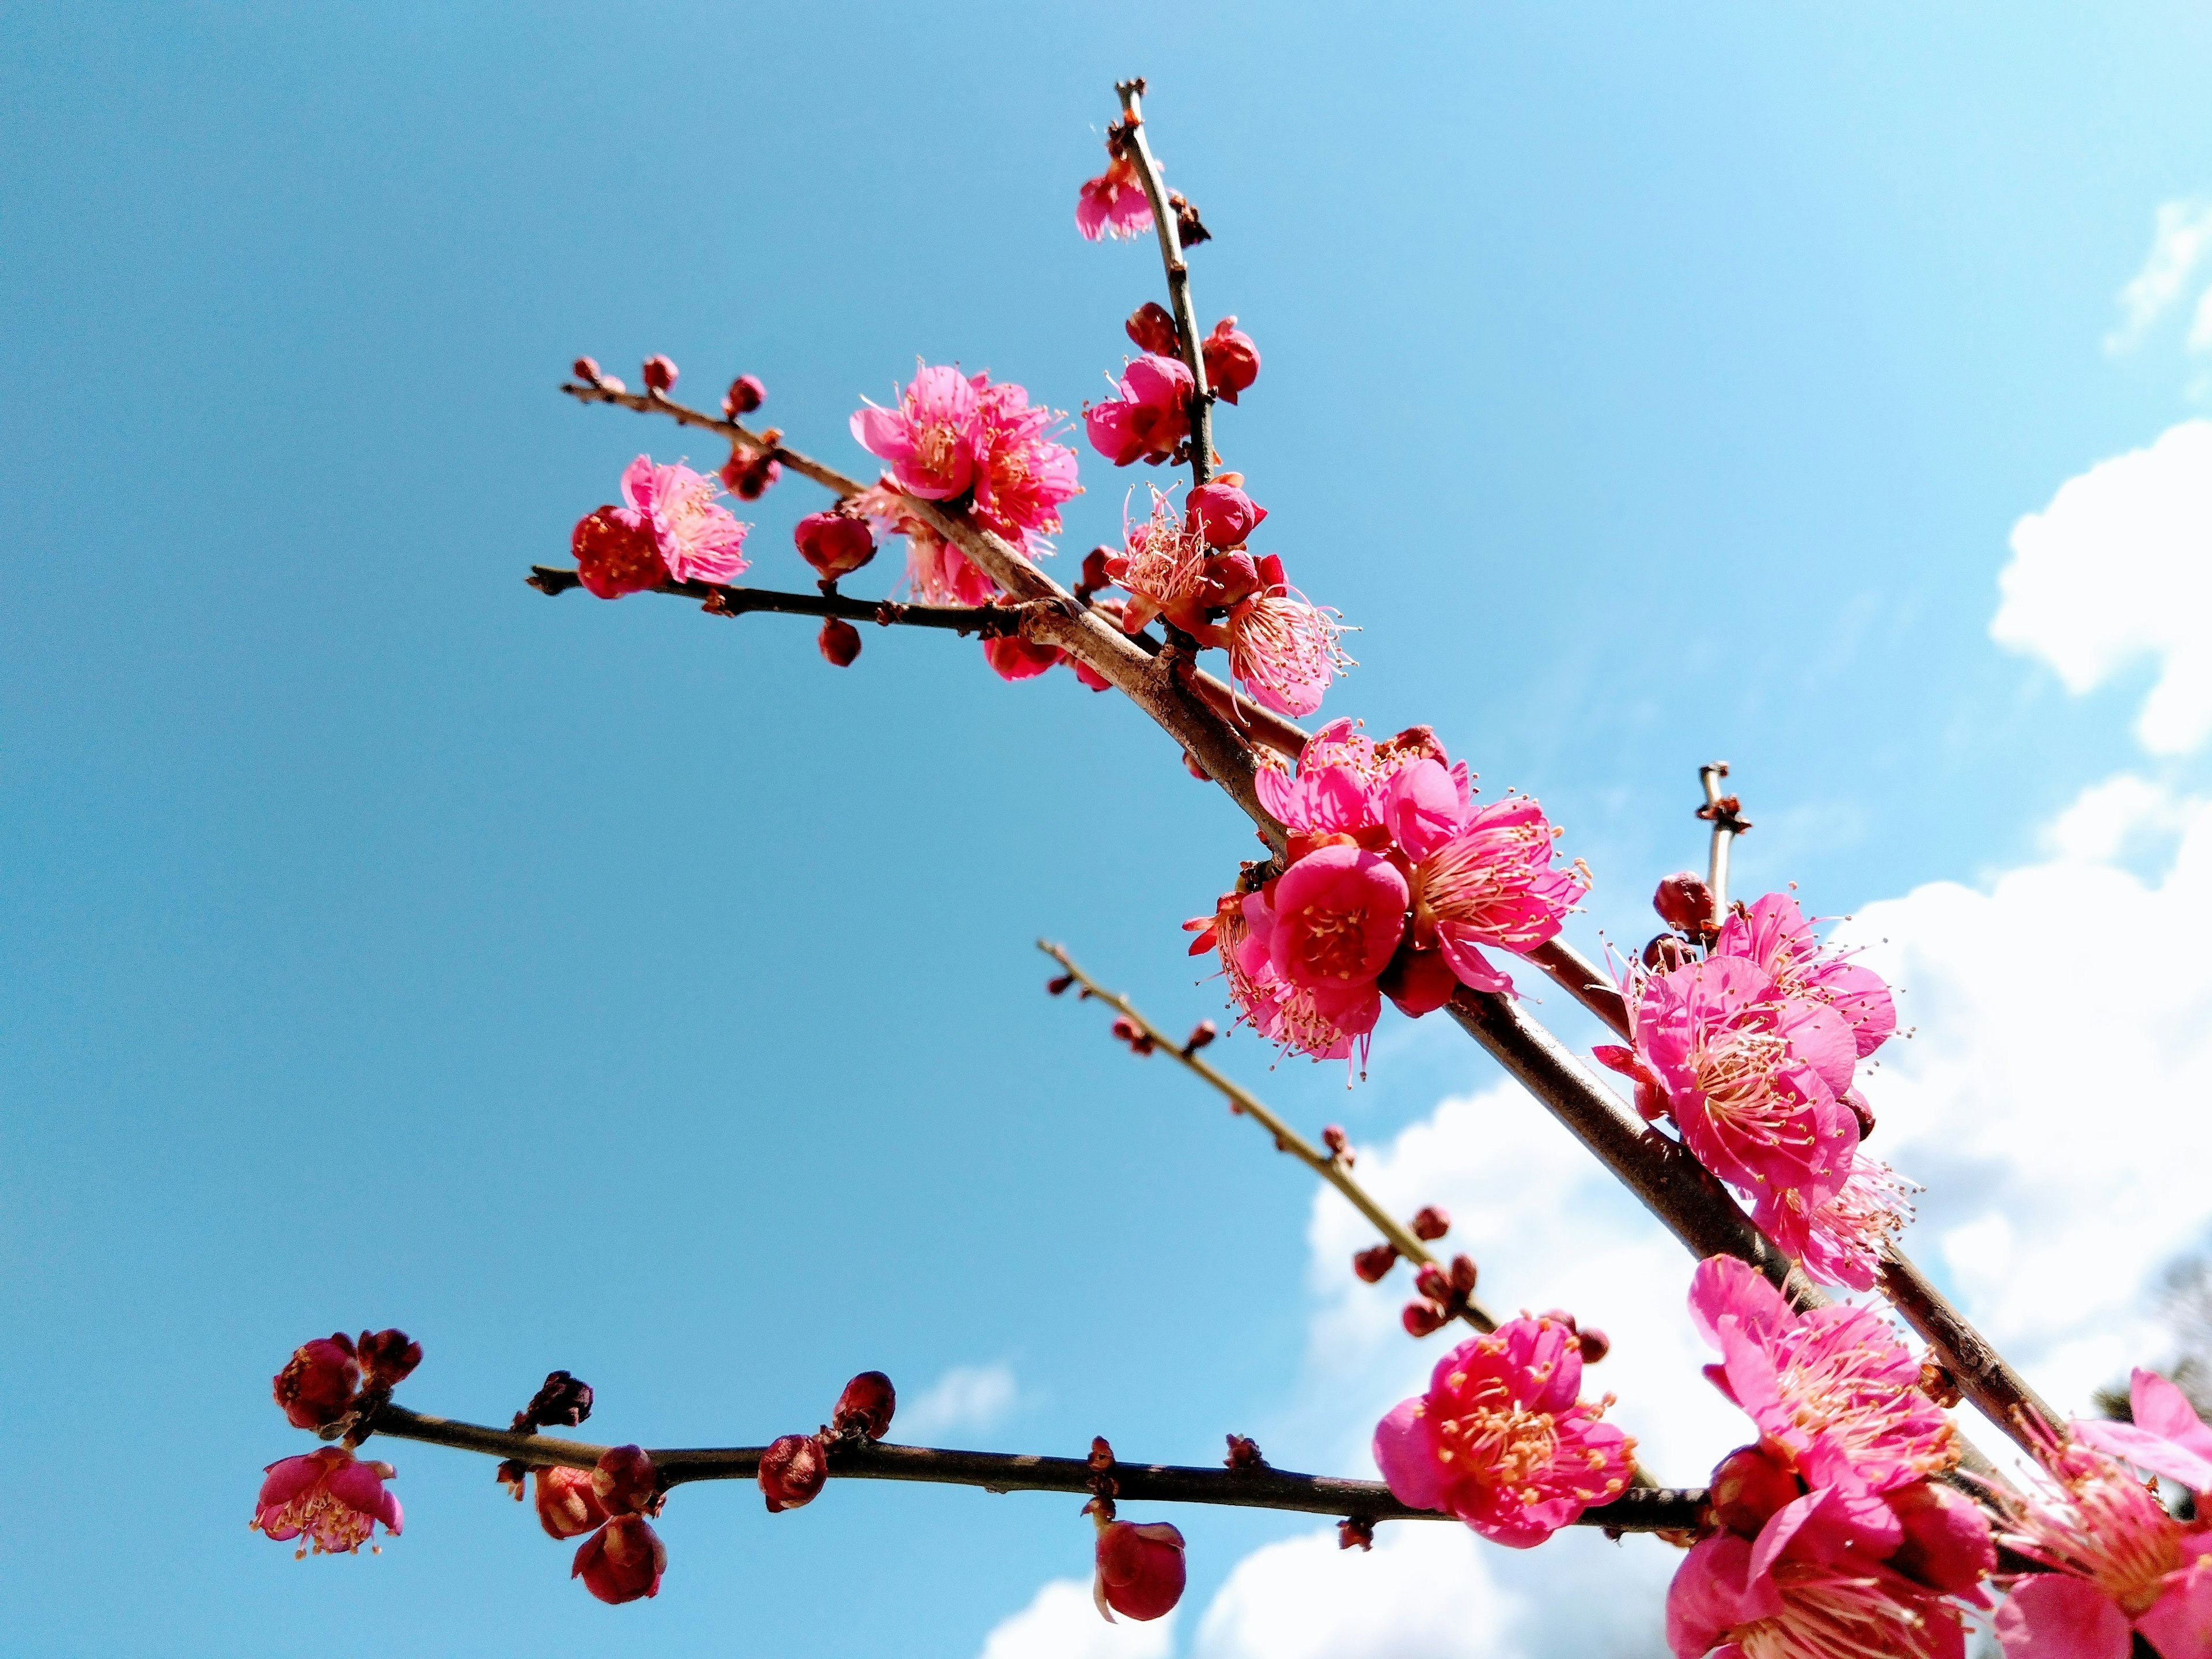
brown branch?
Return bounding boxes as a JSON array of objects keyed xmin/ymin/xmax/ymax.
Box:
[
  {"xmin": 1037, "ymin": 941, "xmax": 1500, "ymax": 1334},
  {"xmin": 525, "ymin": 566, "xmax": 1020, "ymax": 636},
  {"xmin": 367, "ymin": 1403, "xmax": 1708, "ymax": 1531},
  {"xmin": 1113, "ymin": 79, "xmax": 1216, "ymax": 487}
]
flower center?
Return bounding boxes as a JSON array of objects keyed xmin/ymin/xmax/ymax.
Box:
[
  {"xmin": 1733, "ymin": 1566, "xmax": 1952, "ymax": 1659},
  {"xmin": 1293, "ymin": 902, "xmax": 1377, "ymax": 982},
  {"xmin": 1431, "ymin": 1375, "xmax": 1560, "ymax": 1494},
  {"xmin": 1412, "ymin": 825, "xmax": 1547, "ymax": 940},
  {"xmin": 1689, "ymin": 1027, "xmax": 1812, "ymax": 1154},
  {"xmin": 255, "ymin": 1488, "xmax": 376, "ymax": 1559},
  {"xmin": 914, "ymin": 422, "xmax": 963, "ymax": 483}
]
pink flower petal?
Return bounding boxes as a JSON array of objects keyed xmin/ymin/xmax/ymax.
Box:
[{"xmin": 1993, "ymin": 1573, "xmax": 2131, "ymax": 1659}]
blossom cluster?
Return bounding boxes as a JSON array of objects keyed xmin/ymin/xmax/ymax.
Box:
[
  {"xmin": 1597, "ymin": 885, "xmax": 1908, "ymax": 1290},
  {"xmin": 1187, "ymin": 719, "xmax": 1585, "ymax": 1066}
]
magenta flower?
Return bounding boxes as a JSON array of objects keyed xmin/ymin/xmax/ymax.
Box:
[
  {"xmin": 1224, "ymin": 555, "xmax": 1353, "ymax": 718},
  {"xmin": 618, "ymin": 455, "xmax": 749, "ymax": 584},
  {"xmin": 1755, "ymin": 1153, "xmax": 1916, "ymax": 1292},
  {"xmin": 1713, "ymin": 892, "xmax": 1896, "ymax": 1062},
  {"xmin": 1085, "ymin": 354, "xmax": 1194, "ymax": 467},
  {"xmin": 1387, "ymin": 763, "xmax": 1585, "ymax": 997},
  {"xmin": 1994, "ymin": 1418, "xmax": 2212, "ymax": 1658},
  {"xmin": 1187, "ymin": 889, "xmax": 1362, "ymax": 1065},
  {"xmin": 850, "ymin": 365, "xmax": 982, "ymax": 501},
  {"xmin": 1184, "ymin": 479, "xmax": 1267, "ymax": 548},
  {"xmin": 1076, "ymin": 154, "xmax": 1154, "ymax": 241},
  {"xmin": 1201, "ymin": 316, "xmax": 1260, "ymax": 404},
  {"xmin": 1265, "ymin": 843, "xmax": 1410, "ymax": 1032},
  {"xmin": 1614, "ymin": 955, "xmax": 1861, "ymax": 1211},
  {"xmin": 1253, "ymin": 718, "xmax": 1461, "ymax": 843},
  {"xmin": 1372, "ymin": 1315, "xmax": 1636, "ymax": 1547},
  {"xmin": 1689, "ymin": 1256, "xmax": 1956, "ymax": 1525},
  {"xmin": 252, "ymin": 1446, "xmax": 403, "ymax": 1558},
  {"xmin": 1668, "ymin": 1520, "xmax": 1973, "ymax": 1659},
  {"xmin": 970, "ymin": 378, "xmax": 1082, "ymax": 552},
  {"xmin": 2075, "ymin": 1368, "xmax": 2212, "ymax": 1495}
]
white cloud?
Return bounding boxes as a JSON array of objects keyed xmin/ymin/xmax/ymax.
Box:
[
  {"xmin": 979, "ymin": 1578, "xmax": 1175, "ymax": 1659},
  {"xmin": 1836, "ymin": 773, "xmax": 2212, "ymax": 1412},
  {"xmin": 2193, "ymin": 286, "xmax": 2212, "ymax": 354},
  {"xmin": 1991, "ymin": 420, "xmax": 2212, "ymax": 755},
  {"xmin": 2107, "ymin": 199, "xmax": 2212, "ymax": 353},
  {"xmin": 900, "ymin": 1362, "xmax": 1021, "ymax": 1441}
]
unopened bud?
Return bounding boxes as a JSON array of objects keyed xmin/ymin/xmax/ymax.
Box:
[
  {"xmin": 720, "ymin": 448, "xmax": 782, "ymax": 500},
  {"xmin": 592, "ymin": 1445, "xmax": 659, "ymax": 1516},
  {"xmin": 355, "ymin": 1328, "xmax": 422, "ymax": 1390},
  {"xmin": 1709, "ymin": 1442, "xmax": 1801, "ymax": 1537},
  {"xmin": 1201, "ymin": 316, "xmax": 1259, "ymax": 404},
  {"xmin": 1352, "ymin": 1243, "xmax": 1400, "ymax": 1283},
  {"xmin": 641, "ymin": 354, "xmax": 677, "ymax": 393},
  {"xmin": 1576, "ymin": 1327, "xmax": 1612, "ymax": 1364},
  {"xmin": 1182, "ymin": 1020, "xmax": 1217, "ymax": 1053},
  {"xmin": 831, "ymin": 1371, "xmax": 896, "ymax": 1441},
  {"xmin": 759, "ymin": 1433, "xmax": 829, "ymax": 1512},
  {"xmin": 1047, "ymin": 972, "xmax": 1076, "ymax": 996},
  {"xmin": 535, "ymin": 1464, "xmax": 609, "ymax": 1539},
  {"xmin": 1183, "ymin": 480, "xmax": 1267, "ymax": 550},
  {"xmin": 1413, "ymin": 1264, "xmax": 1450, "ymax": 1303},
  {"xmin": 1320, "ymin": 1124, "xmax": 1351, "ymax": 1163},
  {"xmin": 1847, "ymin": 1092, "xmax": 1876, "ymax": 1141},
  {"xmin": 1410, "ymin": 1206, "xmax": 1450, "ymax": 1242},
  {"xmin": 1642, "ymin": 933, "xmax": 1694, "ymax": 972},
  {"xmin": 1125, "ymin": 301, "xmax": 1181, "ymax": 358},
  {"xmin": 572, "ymin": 355, "xmax": 602, "ymax": 383},
  {"xmin": 818, "ymin": 619, "xmax": 862, "ymax": 667},
  {"xmin": 273, "ymin": 1334, "xmax": 359, "ymax": 1433},
  {"xmin": 514, "ymin": 1369, "xmax": 595, "ymax": 1431},
  {"xmin": 1181, "ymin": 750, "xmax": 1209, "ymax": 780},
  {"xmin": 722, "ymin": 373, "xmax": 766, "ymax": 416},
  {"xmin": 1094, "ymin": 1518, "xmax": 1187, "ymax": 1622},
  {"xmin": 1224, "ymin": 1434, "xmax": 1264, "ymax": 1471},
  {"xmin": 1338, "ymin": 1516, "xmax": 1376, "ymax": 1551},
  {"xmin": 573, "ymin": 1512, "xmax": 665, "ymax": 1604},
  {"xmin": 1110, "ymin": 1015, "xmax": 1156, "ymax": 1056},
  {"xmin": 1402, "ymin": 1299, "xmax": 1450, "ymax": 1338},
  {"xmin": 1078, "ymin": 546, "xmax": 1113, "ymax": 596},
  {"xmin": 1653, "ymin": 873, "xmax": 1714, "ymax": 936},
  {"xmin": 1447, "ymin": 1253, "xmax": 1478, "ymax": 1296},
  {"xmin": 794, "ymin": 510, "xmax": 877, "ymax": 582}
]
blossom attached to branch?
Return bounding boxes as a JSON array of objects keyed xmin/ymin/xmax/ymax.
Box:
[{"xmin": 253, "ymin": 1448, "xmax": 404, "ymax": 1558}]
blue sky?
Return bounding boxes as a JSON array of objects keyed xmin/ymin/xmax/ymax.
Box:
[{"xmin": 6, "ymin": 4, "xmax": 2212, "ymax": 1656}]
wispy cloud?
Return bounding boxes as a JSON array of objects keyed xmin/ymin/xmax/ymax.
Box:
[
  {"xmin": 2107, "ymin": 199, "xmax": 2212, "ymax": 354},
  {"xmin": 897, "ymin": 1361, "xmax": 1021, "ymax": 1441}
]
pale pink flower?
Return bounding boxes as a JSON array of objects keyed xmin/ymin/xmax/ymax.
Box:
[
  {"xmin": 252, "ymin": 1446, "xmax": 403, "ymax": 1557},
  {"xmin": 1756, "ymin": 1154, "xmax": 1917, "ymax": 1292},
  {"xmin": 850, "ymin": 365, "xmax": 982, "ymax": 501},
  {"xmin": 1224, "ymin": 555, "xmax": 1353, "ymax": 718},
  {"xmin": 1085, "ymin": 354, "xmax": 1194, "ymax": 467},
  {"xmin": 1714, "ymin": 892, "xmax": 1896, "ymax": 1061},
  {"xmin": 1372, "ymin": 1314, "xmax": 1636, "ymax": 1547},
  {"xmin": 1689, "ymin": 1255, "xmax": 1955, "ymax": 1536},
  {"xmin": 1107, "ymin": 490, "xmax": 1213, "ymax": 635},
  {"xmin": 618, "ymin": 455, "xmax": 750, "ymax": 583},
  {"xmin": 1994, "ymin": 1418, "xmax": 2212, "ymax": 1659},
  {"xmin": 1387, "ymin": 762, "xmax": 1585, "ymax": 997},
  {"xmin": 1076, "ymin": 154, "xmax": 1154, "ymax": 241},
  {"xmin": 1607, "ymin": 956, "xmax": 1860, "ymax": 1210},
  {"xmin": 2075, "ymin": 1368, "xmax": 2212, "ymax": 1495},
  {"xmin": 1093, "ymin": 1519, "xmax": 1185, "ymax": 1622},
  {"xmin": 969, "ymin": 378, "xmax": 1081, "ymax": 552}
]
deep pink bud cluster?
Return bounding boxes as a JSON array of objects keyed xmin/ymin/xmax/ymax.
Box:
[
  {"xmin": 560, "ymin": 1445, "xmax": 666, "ymax": 1604},
  {"xmin": 1402, "ymin": 1253, "xmax": 1479, "ymax": 1336},
  {"xmin": 1188, "ymin": 721, "xmax": 1585, "ymax": 1067},
  {"xmin": 256, "ymin": 1326, "xmax": 423, "ymax": 1562}
]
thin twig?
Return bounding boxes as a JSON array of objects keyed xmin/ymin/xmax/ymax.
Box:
[
  {"xmin": 527, "ymin": 566, "xmax": 1020, "ymax": 634},
  {"xmin": 1696, "ymin": 763, "xmax": 1746, "ymax": 930},
  {"xmin": 1037, "ymin": 941, "xmax": 1498, "ymax": 1334},
  {"xmin": 1113, "ymin": 79, "xmax": 1215, "ymax": 487},
  {"xmin": 367, "ymin": 1403, "xmax": 1709, "ymax": 1531}
]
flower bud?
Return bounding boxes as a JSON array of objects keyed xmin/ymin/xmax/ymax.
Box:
[
  {"xmin": 1073, "ymin": 660, "xmax": 1112, "ymax": 693},
  {"xmin": 1653, "ymin": 872, "xmax": 1714, "ymax": 936},
  {"xmin": 1401, "ymin": 1299, "xmax": 1450, "ymax": 1338},
  {"xmin": 1224, "ymin": 1434, "xmax": 1264, "ymax": 1470},
  {"xmin": 1410, "ymin": 1206, "xmax": 1450, "ymax": 1242},
  {"xmin": 722, "ymin": 373, "xmax": 766, "ymax": 416},
  {"xmin": 1183, "ymin": 1020, "xmax": 1217, "ymax": 1052},
  {"xmin": 1181, "ymin": 749, "xmax": 1209, "ymax": 779},
  {"xmin": 1093, "ymin": 1520, "xmax": 1186, "ymax": 1622},
  {"xmin": 818, "ymin": 619, "xmax": 862, "ymax": 667},
  {"xmin": 535, "ymin": 1465, "xmax": 609, "ymax": 1540},
  {"xmin": 515, "ymin": 1369, "xmax": 594, "ymax": 1431},
  {"xmin": 982, "ymin": 633, "xmax": 1064, "ymax": 681},
  {"xmin": 1184, "ymin": 480, "xmax": 1267, "ymax": 550},
  {"xmin": 573, "ymin": 1513, "xmax": 665, "ymax": 1604},
  {"xmin": 356, "ymin": 1328, "xmax": 422, "ymax": 1390},
  {"xmin": 1575, "ymin": 1326, "xmax": 1611, "ymax": 1363},
  {"xmin": 1338, "ymin": 1516, "xmax": 1376, "ymax": 1551},
  {"xmin": 1077, "ymin": 546, "xmax": 1113, "ymax": 596},
  {"xmin": 1709, "ymin": 1442, "xmax": 1801, "ymax": 1537},
  {"xmin": 1321, "ymin": 1124, "xmax": 1351, "ymax": 1163},
  {"xmin": 794, "ymin": 510, "xmax": 876, "ymax": 582},
  {"xmin": 1641, "ymin": 933, "xmax": 1693, "ymax": 972},
  {"xmin": 1448, "ymin": 1254, "xmax": 1478, "ymax": 1296},
  {"xmin": 1413, "ymin": 1264, "xmax": 1450, "ymax": 1303},
  {"xmin": 592, "ymin": 1445, "xmax": 658, "ymax": 1517},
  {"xmin": 573, "ymin": 505, "xmax": 668, "ymax": 600},
  {"xmin": 572, "ymin": 356, "xmax": 601, "ymax": 383},
  {"xmin": 720, "ymin": 448, "xmax": 782, "ymax": 500},
  {"xmin": 1125, "ymin": 302, "xmax": 1182, "ymax": 358},
  {"xmin": 832, "ymin": 1371, "xmax": 896, "ymax": 1441},
  {"xmin": 1201, "ymin": 317, "xmax": 1259, "ymax": 404},
  {"xmin": 1110, "ymin": 1015, "xmax": 1156, "ymax": 1055},
  {"xmin": 1847, "ymin": 1091, "xmax": 1877, "ymax": 1141},
  {"xmin": 759, "ymin": 1433, "xmax": 829, "ymax": 1513},
  {"xmin": 641, "ymin": 354, "xmax": 677, "ymax": 393},
  {"xmin": 273, "ymin": 1335, "xmax": 359, "ymax": 1431},
  {"xmin": 1353, "ymin": 1243, "xmax": 1400, "ymax": 1283}
]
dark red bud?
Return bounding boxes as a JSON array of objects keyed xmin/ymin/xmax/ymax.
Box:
[
  {"xmin": 573, "ymin": 1513, "xmax": 665, "ymax": 1604},
  {"xmin": 1110, "ymin": 1015, "xmax": 1157, "ymax": 1055},
  {"xmin": 1338, "ymin": 1516, "xmax": 1376, "ymax": 1551},
  {"xmin": 794, "ymin": 510, "xmax": 876, "ymax": 581},
  {"xmin": 572, "ymin": 356, "xmax": 601, "ymax": 383},
  {"xmin": 1709, "ymin": 1442, "xmax": 1802, "ymax": 1537},
  {"xmin": 818, "ymin": 619, "xmax": 862, "ymax": 667},
  {"xmin": 273, "ymin": 1335, "xmax": 360, "ymax": 1432},
  {"xmin": 1576, "ymin": 1327, "xmax": 1612, "ymax": 1364},
  {"xmin": 722, "ymin": 373, "xmax": 766, "ymax": 416},
  {"xmin": 1184, "ymin": 481, "xmax": 1267, "ymax": 550},
  {"xmin": 759, "ymin": 1433, "xmax": 830, "ymax": 1512},
  {"xmin": 832, "ymin": 1371, "xmax": 896, "ymax": 1441},
  {"xmin": 641, "ymin": 354, "xmax": 677, "ymax": 393},
  {"xmin": 1047, "ymin": 972, "xmax": 1076, "ymax": 996},
  {"xmin": 1401, "ymin": 1300, "xmax": 1450, "ymax": 1338},
  {"xmin": 1413, "ymin": 1264, "xmax": 1450, "ymax": 1303},
  {"xmin": 592, "ymin": 1445, "xmax": 659, "ymax": 1516},
  {"xmin": 1847, "ymin": 1093, "xmax": 1877, "ymax": 1141},
  {"xmin": 1078, "ymin": 546, "xmax": 1114, "ymax": 595},
  {"xmin": 1642, "ymin": 933, "xmax": 1694, "ymax": 972},
  {"xmin": 1089, "ymin": 1436, "xmax": 1116, "ymax": 1472},
  {"xmin": 355, "ymin": 1328, "xmax": 422, "ymax": 1390},
  {"xmin": 1125, "ymin": 301, "xmax": 1182, "ymax": 358},
  {"xmin": 721, "ymin": 448, "xmax": 782, "ymax": 499},
  {"xmin": 1352, "ymin": 1243, "xmax": 1400, "ymax": 1283},
  {"xmin": 1411, "ymin": 1206, "xmax": 1450, "ymax": 1242},
  {"xmin": 1224, "ymin": 1434, "xmax": 1264, "ymax": 1470},
  {"xmin": 1181, "ymin": 749, "xmax": 1209, "ymax": 780},
  {"xmin": 1183, "ymin": 1020, "xmax": 1218, "ymax": 1052},
  {"xmin": 515, "ymin": 1369, "xmax": 595, "ymax": 1431},
  {"xmin": 1653, "ymin": 873, "xmax": 1715, "ymax": 937},
  {"xmin": 1448, "ymin": 1253, "xmax": 1478, "ymax": 1295}
]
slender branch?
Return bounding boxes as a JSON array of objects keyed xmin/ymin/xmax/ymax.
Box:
[
  {"xmin": 527, "ymin": 566, "xmax": 1020, "ymax": 634},
  {"xmin": 562, "ymin": 380, "xmax": 866, "ymax": 497},
  {"xmin": 367, "ymin": 1403, "xmax": 1708, "ymax": 1531},
  {"xmin": 1113, "ymin": 80, "xmax": 1215, "ymax": 487},
  {"xmin": 1037, "ymin": 941, "xmax": 1498, "ymax": 1334},
  {"xmin": 1697, "ymin": 763, "xmax": 1745, "ymax": 929}
]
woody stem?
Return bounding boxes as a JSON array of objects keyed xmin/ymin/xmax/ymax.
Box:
[
  {"xmin": 1113, "ymin": 79, "xmax": 1215, "ymax": 487},
  {"xmin": 527, "ymin": 566, "xmax": 1020, "ymax": 634}
]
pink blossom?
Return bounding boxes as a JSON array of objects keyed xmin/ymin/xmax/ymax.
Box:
[
  {"xmin": 618, "ymin": 455, "xmax": 750, "ymax": 583},
  {"xmin": 1107, "ymin": 490, "xmax": 1213, "ymax": 634},
  {"xmin": 970, "ymin": 378, "xmax": 1081, "ymax": 551},
  {"xmin": 2075, "ymin": 1368, "xmax": 2212, "ymax": 1495},
  {"xmin": 1185, "ymin": 888, "xmax": 1361, "ymax": 1065},
  {"xmin": 1184, "ymin": 479, "xmax": 1267, "ymax": 548},
  {"xmin": 1372, "ymin": 1315, "xmax": 1636, "ymax": 1547},
  {"xmin": 1253, "ymin": 718, "xmax": 1461, "ymax": 843},
  {"xmin": 908, "ymin": 526, "xmax": 1000, "ymax": 607},
  {"xmin": 1994, "ymin": 1422, "xmax": 2212, "ymax": 1658},
  {"xmin": 252, "ymin": 1446, "xmax": 402, "ymax": 1557},
  {"xmin": 1085, "ymin": 354, "xmax": 1194, "ymax": 467},
  {"xmin": 850, "ymin": 365, "xmax": 981, "ymax": 501},
  {"xmin": 1668, "ymin": 1520, "xmax": 1972, "ymax": 1659},
  {"xmin": 1224, "ymin": 554, "xmax": 1353, "ymax": 718},
  {"xmin": 1688, "ymin": 1256, "xmax": 1956, "ymax": 1520},
  {"xmin": 1713, "ymin": 892, "xmax": 1896, "ymax": 1061},
  {"xmin": 1201, "ymin": 316, "xmax": 1259, "ymax": 404},
  {"xmin": 1756, "ymin": 1154, "xmax": 1917, "ymax": 1292},
  {"xmin": 1093, "ymin": 1519, "xmax": 1186, "ymax": 1622},
  {"xmin": 981, "ymin": 632, "xmax": 1065, "ymax": 682},
  {"xmin": 573, "ymin": 1513, "xmax": 665, "ymax": 1604},
  {"xmin": 1609, "ymin": 955, "xmax": 1860, "ymax": 1210},
  {"xmin": 1076, "ymin": 154, "xmax": 1154, "ymax": 241},
  {"xmin": 1388, "ymin": 764, "xmax": 1585, "ymax": 996},
  {"xmin": 571, "ymin": 504, "xmax": 668, "ymax": 600},
  {"xmin": 1266, "ymin": 843, "xmax": 1410, "ymax": 1032},
  {"xmin": 272, "ymin": 1334, "xmax": 361, "ymax": 1432}
]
